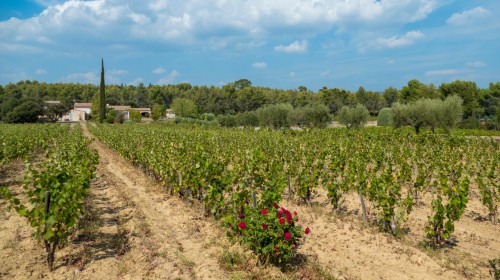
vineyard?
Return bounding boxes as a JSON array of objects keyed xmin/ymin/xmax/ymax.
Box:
[
  {"xmin": 88, "ymin": 124, "xmax": 499, "ymax": 239},
  {"xmin": 1, "ymin": 122, "xmax": 499, "ymax": 279},
  {"xmin": 1, "ymin": 124, "xmax": 98, "ymax": 270}
]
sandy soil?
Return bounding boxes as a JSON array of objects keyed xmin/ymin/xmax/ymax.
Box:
[
  {"xmin": 0, "ymin": 125, "xmax": 254, "ymax": 279},
  {"xmin": 1, "ymin": 124, "xmax": 499, "ymax": 280},
  {"xmin": 282, "ymin": 184, "xmax": 499, "ymax": 280}
]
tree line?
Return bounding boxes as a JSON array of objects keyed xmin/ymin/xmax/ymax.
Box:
[{"xmin": 0, "ymin": 79, "xmax": 499, "ymax": 127}]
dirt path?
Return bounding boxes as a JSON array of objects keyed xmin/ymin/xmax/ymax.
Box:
[
  {"xmin": 2, "ymin": 124, "xmax": 499, "ymax": 279},
  {"xmin": 0, "ymin": 124, "xmax": 236, "ymax": 279},
  {"xmin": 77, "ymin": 123, "xmax": 230, "ymax": 279}
]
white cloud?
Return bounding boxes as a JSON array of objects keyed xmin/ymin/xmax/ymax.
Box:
[
  {"xmin": 152, "ymin": 67, "xmax": 166, "ymax": 74},
  {"xmin": 425, "ymin": 69, "xmax": 460, "ymax": 76},
  {"xmin": 252, "ymin": 62, "xmax": 268, "ymax": 69},
  {"xmin": 35, "ymin": 68, "xmax": 47, "ymax": 75},
  {"xmin": 0, "ymin": 1, "xmax": 442, "ymax": 54},
  {"xmin": 373, "ymin": 31, "xmax": 424, "ymax": 48},
  {"xmin": 65, "ymin": 72, "xmax": 99, "ymax": 83},
  {"xmin": 466, "ymin": 61, "xmax": 485, "ymax": 68},
  {"xmin": 274, "ymin": 40, "xmax": 308, "ymax": 53},
  {"xmin": 158, "ymin": 70, "xmax": 179, "ymax": 84},
  {"xmin": 447, "ymin": 7, "xmax": 491, "ymax": 26},
  {"xmin": 290, "ymin": 72, "xmax": 296, "ymax": 78},
  {"xmin": 320, "ymin": 70, "xmax": 330, "ymax": 76},
  {"xmin": 128, "ymin": 77, "xmax": 144, "ymax": 86}
]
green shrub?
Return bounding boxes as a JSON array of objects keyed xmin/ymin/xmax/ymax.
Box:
[
  {"xmin": 289, "ymin": 104, "xmax": 331, "ymax": 128},
  {"xmin": 377, "ymin": 108, "xmax": 393, "ymax": 126},
  {"xmin": 228, "ymin": 203, "xmax": 310, "ymax": 266},
  {"xmin": 217, "ymin": 114, "xmax": 237, "ymax": 127},
  {"xmin": 256, "ymin": 103, "xmax": 293, "ymax": 129},
  {"xmin": 129, "ymin": 110, "xmax": 142, "ymax": 123},
  {"xmin": 236, "ymin": 111, "xmax": 259, "ymax": 127},
  {"xmin": 338, "ymin": 104, "xmax": 370, "ymax": 129},
  {"xmin": 201, "ymin": 113, "xmax": 216, "ymax": 121}
]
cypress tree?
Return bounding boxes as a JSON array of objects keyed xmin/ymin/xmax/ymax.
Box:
[{"xmin": 99, "ymin": 58, "xmax": 106, "ymax": 123}]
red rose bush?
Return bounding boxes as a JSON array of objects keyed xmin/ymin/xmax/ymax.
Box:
[{"xmin": 229, "ymin": 203, "xmax": 310, "ymax": 265}]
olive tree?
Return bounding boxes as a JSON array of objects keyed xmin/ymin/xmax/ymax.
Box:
[
  {"xmin": 338, "ymin": 104, "xmax": 370, "ymax": 129},
  {"xmin": 392, "ymin": 95, "xmax": 463, "ymax": 134},
  {"xmin": 171, "ymin": 98, "xmax": 197, "ymax": 118},
  {"xmin": 377, "ymin": 108, "xmax": 393, "ymax": 126}
]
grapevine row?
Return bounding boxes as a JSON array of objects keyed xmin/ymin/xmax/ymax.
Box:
[{"xmin": 89, "ymin": 124, "xmax": 499, "ymax": 246}]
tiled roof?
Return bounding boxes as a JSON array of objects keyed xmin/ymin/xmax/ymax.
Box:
[{"xmin": 74, "ymin": 102, "xmax": 92, "ymax": 108}]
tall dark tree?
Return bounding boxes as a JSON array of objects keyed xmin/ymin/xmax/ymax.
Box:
[{"xmin": 99, "ymin": 58, "xmax": 106, "ymax": 123}]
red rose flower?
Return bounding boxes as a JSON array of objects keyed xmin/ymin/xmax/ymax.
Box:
[
  {"xmin": 284, "ymin": 232, "xmax": 292, "ymax": 241},
  {"xmin": 277, "ymin": 210, "xmax": 283, "ymax": 218},
  {"xmin": 238, "ymin": 213, "xmax": 245, "ymax": 219},
  {"xmin": 286, "ymin": 212, "xmax": 292, "ymax": 223},
  {"xmin": 293, "ymin": 211, "xmax": 298, "ymax": 216},
  {"xmin": 292, "ymin": 245, "xmax": 297, "ymax": 250},
  {"xmin": 279, "ymin": 218, "xmax": 285, "ymax": 224},
  {"xmin": 272, "ymin": 202, "xmax": 279, "ymax": 209},
  {"xmin": 238, "ymin": 221, "xmax": 247, "ymax": 230},
  {"xmin": 305, "ymin": 227, "xmax": 310, "ymax": 234},
  {"xmin": 261, "ymin": 208, "xmax": 268, "ymax": 215},
  {"xmin": 262, "ymin": 223, "xmax": 268, "ymax": 230}
]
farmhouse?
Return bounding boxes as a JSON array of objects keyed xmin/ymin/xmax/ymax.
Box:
[{"xmin": 60, "ymin": 103, "xmax": 151, "ymax": 122}]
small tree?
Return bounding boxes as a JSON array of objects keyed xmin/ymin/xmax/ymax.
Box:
[
  {"xmin": 44, "ymin": 103, "xmax": 69, "ymax": 122},
  {"xmin": 441, "ymin": 95, "xmax": 463, "ymax": 133},
  {"xmin": 392, "ymin": 97, "xmax": 463, "ymax": 134},
  {"xmin": 151, "ymin": 104, "xmax": 166, "ymax": 121},
  {"xmin": 171, "ymin": 98, "xmax": 197, "ymax": 118},
  {"xmin": 497, "ymin": 106, "xmax": 500, "ymax": 130},
  {"xmin": 5, "ymin": 101, "xmax": 44, "ymax": 123},
  {"xmin": 377, "ymin": 108, "xmax": 393, "ymax": 126},
  {"xmin": 129, "ymin": 110, "xmax": 142, "ymax": 123},
  {"xmin": 338, "ymin": 104, "xmax": 369, "ymax": 129},
  {"xmin": 99, "ymin": 59, "xmax": 106, "ymax": 123},
  {"xmin": 256, "ymin": 103, "xmax": 293, "ymax": 129}
]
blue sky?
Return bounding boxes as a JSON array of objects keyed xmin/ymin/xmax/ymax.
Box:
[{"xmin": 0, "ymin": 0, "xmax": 499, "ymax": 92}]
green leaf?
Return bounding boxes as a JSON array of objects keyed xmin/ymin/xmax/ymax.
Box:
[{"xmin": 43, "ymin": 228, "xmax": 55, "ymax": 240}]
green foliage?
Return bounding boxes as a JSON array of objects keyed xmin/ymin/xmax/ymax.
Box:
[
  {"xmin": 1, "ymin": 125, "xmax": 98, "ymax": 270},
  {"xmin": 88, "ymin": 120, "xmax": 499, "ymax": 257},
  {"xmin": 151, "ymin": 104, "xmax": 166, "ymax": 121},
  {"xmin": 217, "ymin": 114, "xmax": 237, "ymax": 127},
  {"xmin": 0, "ymin": 124, "xmax": 67, "ymax": 165},
  {"xmin": 400, "ymin": 79, "xmax": 440, "ymax": 102},
  {"xmin": 425, "ymin": 161, "xmax": 469, "ymax": 247},
  {"xmin": 99, "ymin": 59, "xmax": 106, "ymax": 123},
  {"xmin": 236, "ymin": 111, "xmax": 259, "ymax": 127},
  {"xmin": 439, "ymin": 80, "xmax": 480, "ymax": 119},
  {"xmin": 227, "ymin": 204, "xmax": 307, "ymax": 265},
  {"xmin": 171, "ymin": 98, "xmax": 197, "ymax": 118},
  {"xmin": 288, "ymin": 104, "xmax": 331, "ymax": 128},
  {"xmin": 200, "ymin": 112, "xmax": 216, "ymax": 121},
  {"xmin": 44, "ymin": 103, "xmax": 69, "ymax": 122},
  {"xmin": 256, "ymin": 103, "xmax": 293, "ymax": 129},
  {"xmin": 383, "ymin": 86, "xmax": 400, "ymax": 107},
  {"xmin": 441, "ymin": 95, "xmax": 464, "ymax": 133},
  {"xmin": 392, "ymin": 96, "xmax": 463, "ymax": 134},
  {"xmin": 5, "ymin": 100, "xmax": 44, "ymax": 123},
  {"xmin": 377, "ymin": 108, "xmax": 393, "ymax": 126},
  {"xmin": 129, "ymin": 110, "xmax": 142, "ymax": 123},
  {"xmin": 338, "ymin": 104, "xmax": 369, "ymax": 129},
  {"xmin": 490, "ymin": 258, "xmax": 500, "ymax": 280}
]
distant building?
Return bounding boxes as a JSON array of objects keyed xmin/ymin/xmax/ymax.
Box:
[
  {"xmin": 60, "ymin": 102, "xmax": 151, "ymax": 122},
  {"xmin": 74, "ymin": 103, "xmax": 92, "ymax": 115},
  {"xmin": 166, "ymin": 109, "xmax": 176, "ymax": 119}
]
